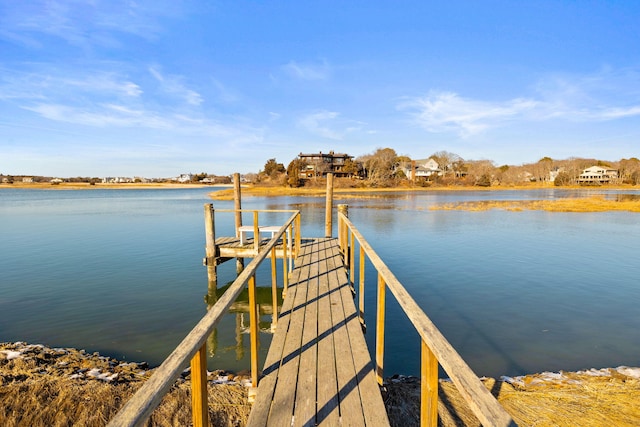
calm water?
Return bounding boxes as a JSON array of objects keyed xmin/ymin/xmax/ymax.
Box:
[{"xmin": 1, "ymin": 187, "xmax": 639, "ymax": 378}]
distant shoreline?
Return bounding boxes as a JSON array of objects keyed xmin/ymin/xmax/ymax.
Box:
[{"xmin": 0, "ymin": 182, "xmax": 231, "ymax": 190}]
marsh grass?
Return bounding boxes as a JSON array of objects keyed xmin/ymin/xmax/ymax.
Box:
[
  {"xmin": 430, "ymin": 196, "xmax": 640, "ymax": 213},
  {"xmin": 384, "ymin": 370, "xmax": 640, "ymax": 427}
]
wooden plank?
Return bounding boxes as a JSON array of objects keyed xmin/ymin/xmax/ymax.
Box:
[
  {"xmin": 315, "ymin": 239, "xmax": 340, "ymax": 426},
  {"xmin": 246, "ymin": 242, "xmax": 311, "ymax": 426},
  {"xmin": 326, "ymin": 240, "xmax": 366, "ymax": 427},
  {"xmin": 292, "ymin": 239, "xmax": 321, "ymax": 427},
  {"xmin": 265, "ymin": 241, "xmax": 315, "ymax": 426},
  {"xmin": 248, "ymin": 238, "xmax": 390, "ymax": 427},
  {"xmin": 327, "ymin": 239, "xmax": 390, "ymax": 426}
]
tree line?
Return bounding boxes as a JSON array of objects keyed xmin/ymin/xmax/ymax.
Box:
[{"xmin": 256, "ymin": 148, "xmax": 640, "ymax": 187}]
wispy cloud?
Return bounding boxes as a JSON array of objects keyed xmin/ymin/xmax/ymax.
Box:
[
  {"xmin": 298, "ymin": 110, "xmax": 367, "ymax": 140},
  {"xmin": 282, "ymin": 60, "xmax": 331, "ymax": 81},
  {"xmin": 0, "ymin": 0, "xmax": 182, "ymax": 50},
  {"xmin": 0, "ymin": 64, "xmax": 260, "ymax": 144},
  {"xmin": 149, "ymin": 67, "xmax": 203, "ymax": 106},
  {"xmin": 400, "ymin": 69, "xmax": 640, "ymax": 137},
  {"xmin": 0, "ymin": 67, "xmax": 141, "ymax": 101},
  {"xmin": 399, "ymin": 91, "xmax": 538, "ymax": 137}
]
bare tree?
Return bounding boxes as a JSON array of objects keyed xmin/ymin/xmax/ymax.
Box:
[
  {"xmin": 430, "ymin": 151, "xmax": 463, "ymax": 177},
  {"xmin": 357, "ymin": 147, "xmax": 399, "ymax": 185}
]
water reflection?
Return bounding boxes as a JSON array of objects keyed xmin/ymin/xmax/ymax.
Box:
[{"xmin": 204, "ymin": 280, "xmax": 283, "ymax": 362}]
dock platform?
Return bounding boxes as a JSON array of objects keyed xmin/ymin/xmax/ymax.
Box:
[{"xmin": 246, "ymin": 237, "xmax": 390, "ymax": 426}]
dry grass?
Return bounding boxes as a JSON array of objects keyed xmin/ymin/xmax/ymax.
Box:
[
  {"xmin": 430, "ymin": 196, "xmax": 640, "ymax": 213},
  {"xmin": 0, "ymin": 377, "xmax": 249, "ymax": 427},
  {"xmin": 3, "ymin": 343, "xmax": 640, "ymax": 426},
  {"xmin": 384, "ymin": 370, "xmax": 640, "ymax": 427},
  {"xmin": 0, "ymin": 343, "xmax": 250, "ymax": 427}
]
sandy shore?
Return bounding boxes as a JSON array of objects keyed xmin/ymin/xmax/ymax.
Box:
[{"xmin": 2, "ymin": 342, "xmax": 639, "ymax": 426}]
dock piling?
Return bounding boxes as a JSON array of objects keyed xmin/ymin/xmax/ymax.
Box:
[
  {"xmin": 325, "ymin": 173, "xmax": 334, "ymax": 237},
  {"xmin": 234, "ymin": 173, "xmax": 245, "ymax": 273}
]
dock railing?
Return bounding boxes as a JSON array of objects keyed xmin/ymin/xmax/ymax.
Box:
[
  {"xmin": 107, "ymin": 206, "xmax": 301, "ymax": 427},
  {"xmin": 338, "ymin": 211, "xmax": 517, "ymax": 427}
]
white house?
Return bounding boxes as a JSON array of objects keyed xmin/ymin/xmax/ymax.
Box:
[
  {"xmin": 402, "ymin": 158, "xmax": 442, "ymax": 180},
  {"xmin": 176, "ymin": 173, "xmax": 193, "ymax": 183},
  {"xmin": 577, "ymin": 166, "xmax": 618, "ymax": 184}
]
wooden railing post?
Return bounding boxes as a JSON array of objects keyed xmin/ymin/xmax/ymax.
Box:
[
  {"xmin": 338, "ymin": 204, "xmax": 348, "ymax": 257},
  {"xmin": 248, "ymin": 274, "xmax": 260, "ymax": 401},
  {"xmin": 190, "ymin": 344, "xmax": 209, "ymax": 427},
  {"xmin": 375, "ymin": 273, "xmax": 386, "ymax": 385},
  {"xmin": 349, "ymin": 230, "xmax": 355, "ymax": 286},
  {"xmin": 295, "ymin": 213, "xmax": 301, "ymax": 258},
  {"xmin": 253, "ymin": 210, "xmax": 260, "ymax": 253},
  {"xmin": 359, "ymin": 244, "xmax": 365, "ymax": 327},
  {"xmin": 270, "ymin": 247, "xmax": 278, "ymax": 332},
  {"xmin": 421, "ymin": 340, "xmax": 439, "ymax": 427},
  {"xmin": 282, "ymin": 229, "xmax": 289, "ymax": 297}
]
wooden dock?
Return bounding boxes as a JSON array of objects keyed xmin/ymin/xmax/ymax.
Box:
[
  {"xmin": 246, "ymin": 237, "xmax": 390, "ymax": 427},
  {"xmin": 108, "ymin": 201, "xmax": 515, "ymax": 427}
]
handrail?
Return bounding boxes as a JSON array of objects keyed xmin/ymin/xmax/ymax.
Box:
[
  {"xmin": 338, "ymin": 212, "xmax": 517, "ymax": 427},
  {"xmin": 108, "ymin": 209, "xmax": 300, "ymax": 427}
]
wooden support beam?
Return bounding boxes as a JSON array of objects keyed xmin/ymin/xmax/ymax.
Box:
[
  {"xmin": 190, "ymin": 344, "xmax": 209, "ymax": 427},
  {"xmin": 376, "ymin": 273, "xmax": 386, "ymax": 385},
  {"xmin": 421, "ymin": 340, "xmax": 439, "ymax": 427},
  {"xmin": 248, "ymin": 274, "xmax": 260, "ymax": 391}
]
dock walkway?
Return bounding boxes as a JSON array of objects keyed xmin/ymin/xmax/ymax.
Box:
[{"xmin": 246, "ymin": 237, "xmax": 390, "ymax": 427}]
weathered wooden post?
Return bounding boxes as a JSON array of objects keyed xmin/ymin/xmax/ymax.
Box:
[
  {"xmin": 376, "ymin": 273, "xmax": 386, "ymax": 385},
  {"xmin": 270, "ymin": 247, "xmax": 278, "ymax": 332},
  {"xmin": 325, "ymin": 173, "xmax": 334, "ymax": 237},
  {"xmin": 337, "ymin": 203, "xmax": 349, "ymax": 261},
  {"xmin": 190, "ymin": 344, "xmax": 209, "ymax": 427},
  {"xmin": 234, "ymin": 173, "xmax": 244, "ymax": 273},
  {"xmin": 421, "ymin": 340, "xmax": 439, "ymax": 426},
  {"xmin": 248, "ymin": 274, "xmax": 260, "ymax": 402},
  {"xmin": 204, "ymin": 203, "xmax": 217, "ymax": 289}
]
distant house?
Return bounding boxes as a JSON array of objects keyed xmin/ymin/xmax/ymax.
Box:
[
  {"xmin": 176, "ymin": 173, "xmax": 193, "ymax": 183},
  {"xmin": 22, "ymin": 177, "xmax": 34, "ymax": 183},
  {"xmin": 102, "ymin": 177, "xmax": 134, "ymax": 183},
  {"xmin": 401, "ymin": 158, "xmax": 442, "ymax": 181},
  {"xmin": 298, "ymin": 151, "xmax": 357, "ymax": 178},
  {"xmin": 577, "ymin": 166, "xmax": 618, "ymax": 184}
]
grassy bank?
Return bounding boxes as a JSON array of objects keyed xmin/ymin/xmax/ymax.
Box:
[
  {"xmin": 3, "ymin": 342, "xmax": 639, "ymax": 426},
  {"xmin": 209, "ymin": 183, "xmax": 640, "ymax": 213}
]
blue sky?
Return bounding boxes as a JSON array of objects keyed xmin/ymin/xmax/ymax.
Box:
[{"xmin": 1, "ymin": 0, "xmax": 639, "ymax": 177}]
